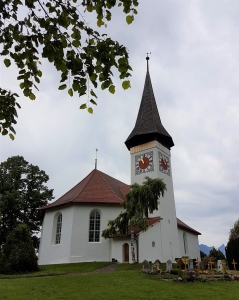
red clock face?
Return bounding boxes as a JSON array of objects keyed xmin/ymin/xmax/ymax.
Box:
[
  {"xmin": 139, "ymin": 157, "xmax": 149, "ymax": 169},
  {"xmin": 161, "ymin": 158, "xmax": 168, "ymax": 170}
]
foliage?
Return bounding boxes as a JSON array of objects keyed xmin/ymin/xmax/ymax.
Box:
[
  {"xmin": 102, "ymin": 177, "xmax": 166, "ymax": 238},
  {"xmin": 226, "ymin": 218, "xmax": 239, "ymax": 270},
  {"xmin": 229, "ymin": 218, "xmax": 239, "ymax": 240},
  {"xmin": 0, "ymin": 224, "xmax": 39, "ymax": 273},
  {"xmin": 0, "ymin": 0, "xmax": 138, "ymax": 139},
  {"xmin": 209, "ymin": 247, "xmax": 226, "ymax": 261},
  {"xmin": 226, "ymin": 237, "xmax": 239, "ymax": 271},
  {"xmin": 200, "ymin": 250, "xmax": 207, "ymax": 259},
  {"xmin": 0, "ymin": 155, "xmax": 54, "ymax": 249},
  {"xmin": 0, "ymin": 88, "xmax": 20, "ymax": 140}
]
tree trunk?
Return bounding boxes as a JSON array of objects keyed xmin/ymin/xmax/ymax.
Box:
[{"xmin": 131, "ymin": 228, "xmax": 136, "ymax": 263}]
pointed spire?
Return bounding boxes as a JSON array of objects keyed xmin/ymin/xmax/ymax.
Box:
[{"xmin": 125, "ymin": 57, "xmax": 174, "ymax": 150}]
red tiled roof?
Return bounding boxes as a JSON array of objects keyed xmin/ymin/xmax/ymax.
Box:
[
  {"xmin": 41, "ymin": 169, "xmax": 130, "ymax": 210},
  {"xmin": 177, "ymin": 218, "xmax": 201, "ymax": 235}
]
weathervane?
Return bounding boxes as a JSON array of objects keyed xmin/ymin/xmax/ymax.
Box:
[
  {"xmin": 146, "ymin": 52, "xmax": 151, "ymax": 71},
  {"xmin": 95, "ymin": 148, "xmax": 98, "ymax": 169}
]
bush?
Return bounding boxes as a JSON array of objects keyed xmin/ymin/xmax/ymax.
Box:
[
  {"xmin": 170, "ymin": 269, "xmax": 180, "ymax": 275},
  {"xmin": 0, "ymin": 224, "xmax": 39, "ymax": 273},
  {"xmin": 226, "ymin": 237, "xmax": 239, "ymax": 271}
]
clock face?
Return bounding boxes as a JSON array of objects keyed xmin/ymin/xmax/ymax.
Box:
[
  {"xmin": 158, "ymin": 151, "xmax": 170, "ymax": 176},
  {"xmin": 135, "ymin": 151, "xmax": 154, "ymax": 175}
]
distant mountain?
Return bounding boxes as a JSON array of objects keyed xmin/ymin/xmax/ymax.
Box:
[{"xmin": 199, "ymin": 244, "xmax": 226, "ymax": 256}]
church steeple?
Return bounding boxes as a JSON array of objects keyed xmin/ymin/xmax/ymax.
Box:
[{"xmin": 125, "ymin": 57, "xmax": 174, "ymax": 150}]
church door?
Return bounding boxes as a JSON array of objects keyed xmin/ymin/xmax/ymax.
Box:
[{"xmin": 123, "ymin": 243, "xmax": 129, "ymax": 262}]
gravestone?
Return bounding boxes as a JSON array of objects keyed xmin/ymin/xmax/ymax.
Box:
[
  {"xmin": 142, "ymin": 260, "xmax": 150, "ymax": 271},
  {"xmin": 166, "ymin": 259, "xmax": 172, "ymax": 271},
  {"xmin": 200, "ymin": 261, "xmax": 205, "ymax": 270},
  {"xmin": 188, "ymin": 259, "xmax": 194, "ymax": 271},
  {"xmin": 154, "ymin": 259, "xmax": 161, "ymax": 271},
  {"xmin": 217, "ymin": 260, "xmax": 222, "ymax": 271}
]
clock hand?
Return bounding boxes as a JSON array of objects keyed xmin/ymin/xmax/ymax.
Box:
[{"xmin": 140, "ymin": 156, "xmax": 144, "ymax": 164}]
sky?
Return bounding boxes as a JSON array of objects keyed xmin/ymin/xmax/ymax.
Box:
[{"xmin": 1, "ymin": 0, "xmax": 239, "ymax": 248}]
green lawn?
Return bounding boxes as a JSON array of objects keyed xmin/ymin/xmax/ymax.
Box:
[{"xmin": 0, "ymin": 263, "xmax": 238, "ymax": 300}]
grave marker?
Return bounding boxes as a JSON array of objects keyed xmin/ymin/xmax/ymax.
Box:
[
  {"xmin": 195, "ymin": 257, "xmax": 201, "ymax": 274},
  {"xmin": 217, "ymin": 260, "xmax": 222, "ymax": 272},
  {"xmin": 222, "ymin": 260, "xmax": 226, "ymax": 275},
  {"xmin": 188, "ymin": 259, "xmax": 194, "ymax": 271},
  {"xmin": 166, "ymin": 259, "xmax": 172, "ymax": 272},
  {"xmin": 232, "ymin": 259, "xmax": 237, "ymax": 275},
  {"xmin": 208, "ymin": 257, "xmax": 214, "ymax": 278},
  {"xmin": 154, "ymin": 259, "xmax": 161, "ymax": 271}
]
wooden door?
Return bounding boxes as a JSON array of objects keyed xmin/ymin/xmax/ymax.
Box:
[{"xmin": 124, "ymin": 243, "xmax": 129, "ymax": 262}]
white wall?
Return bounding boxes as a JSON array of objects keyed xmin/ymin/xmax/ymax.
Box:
[
  {"xmin": 38, "ymin": 204, "xmax": 123, "ymax": 265},
  {"xmin": 178, "ymin": 228, "xmax": 201, "ymax": 259},
  {"xmin": 138, "ymin": 222, "xmax": 164, "ymax": 262},
  {"xmin": 111, "ymin": 238, "xmax": 133, "ymax": 263},
  {"xmin": 70, "ymin": 204, "xmax": 122, "ymax": 263},
  {"xmin": 38, "ymin": 206, "xmax": 74, "ymax": 265}
]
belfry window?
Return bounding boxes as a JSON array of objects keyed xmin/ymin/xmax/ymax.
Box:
[
  {"xmin": 89, "ymin": 211, "xmax": 101, "ymax": 242},
  {"xmin": 55, "ymin": 214, "xmax": 62, "ymax": 244}
]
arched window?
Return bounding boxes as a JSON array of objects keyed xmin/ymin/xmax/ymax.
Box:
[
  {"xmin": 55, "ymin": 214, "xmax": 62, "ymax": 244},
  {"xmin": 152, "ymin": 241, "xmax": 155, "ymax": 247},
  {"xmin": 89, "ymin": 211, "xmax": 101, "ymax": 242},
  {"xmin": 183, "ymin": 232, "xmax": 188, "ymax": 254}
]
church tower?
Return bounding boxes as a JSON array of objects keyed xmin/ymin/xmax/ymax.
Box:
[{"xmin": 125, "ymin": 57, "xmax": 181, "ymax": 261}]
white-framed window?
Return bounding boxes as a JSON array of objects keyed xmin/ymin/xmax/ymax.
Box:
[
  {"xmin": 89, "ymin": 210, "xmax": 100, "ymax": 242},
  {"xmin": 55, "ymin": 213, "xmax": 62, "ymax": 244}
]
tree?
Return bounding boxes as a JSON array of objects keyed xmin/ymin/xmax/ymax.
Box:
[
  {"xmin": 208, "ymin": 247, "xmax": 225, "ymax": 261},
  {"xmin": 0, "ymin": 156, "xmax": 54, "ymax": 250},
  {"xmin": 0, "ymin": 224, "xmax": 39, "ymax": 273},
  {"xmin": 0, "ymin": 0, "xmax": 139, "ymax": 140},
  {"xmin": 226, "ymin": 218, "xmax": 239, "ymax": 270},
  {"xmin": 102, "ymin": 177, "xmax": 166, "ymax": 263},
  {"xmin": 200, "ymin": 250, "xmax": 206, "ymax": 259}
]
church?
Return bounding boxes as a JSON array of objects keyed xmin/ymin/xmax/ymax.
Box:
[{"xmin": 38, "ymin": 58, "xmax": 201, "ymax": 265}]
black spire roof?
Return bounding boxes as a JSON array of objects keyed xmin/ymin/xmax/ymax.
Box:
[{"xmin": 125, "ymin": 59, "xmax": 174, "ymax": 150}]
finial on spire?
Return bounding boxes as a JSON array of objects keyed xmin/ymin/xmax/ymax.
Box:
[
  {"xmin": 146, "ymin": 52, "xmax": 151, "ymax": 72},
  {"xmin": 95, "ymin": 148, "xmax": 98, "ymax": 169}
]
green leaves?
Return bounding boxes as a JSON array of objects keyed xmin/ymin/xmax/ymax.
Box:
[
  {"xmin": 102, "ymin": 177, "xmax": 166, "ymax": 239},
  {"xmin": 126, "ymin": 15, "xmax": 134, "ymax": 24},
  {"xmin": 0, "ymin": 0, "xmax": 137, "ymax": 137},
  {"xmin": 58, "ymin": 84, "xmax": 67, "ymax": 90},
  {"xmin": 79, "ymin": 103, "xmax": 87, "ymax": 109},
  {"xmin": 4, "ymin": 59, "xmax": 11, "ymax": 67},
  {"xmin": 0, "ymin": 88, "xmax": 20, "ymax": 140},
  {"xmin": 122, "ymin": 80, "xmax": 131, "ymax": 90},
  {"xmin": 109, "ymin": 85, "xmax": 115, "ymax": 94},
  {"xmin": 68, "ymin": 88, "xmax": 73, "ymax": 97}
]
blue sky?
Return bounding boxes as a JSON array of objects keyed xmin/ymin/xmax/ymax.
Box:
[{"xmin": 1, "ymin": 0, "xmax": 239, "ymax": 248}]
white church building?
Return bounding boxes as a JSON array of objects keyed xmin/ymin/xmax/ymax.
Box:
[{"xmin": 38, "ymin": 59, "xmax": 201, "ymax": 265}]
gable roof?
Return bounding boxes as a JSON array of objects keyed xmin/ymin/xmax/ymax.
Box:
[
  {"xmin": 125, "ymin": 67, "xmax": 174, "ymax": 150},
  {"xmin": 177, "ymin": 218, "xmax": 201, "ymax": 235},
  {"xmin": 41, "ymin": 169, "xmax": 130, "ymax": 210}
]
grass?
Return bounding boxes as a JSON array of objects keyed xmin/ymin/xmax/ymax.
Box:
[
  {"xmin": 0, "ymin": 262, "xmax": 111, "ymax": 279},
  {"xmin": 0, "ymin": 263, "xmax": 239, "ymax": 300}
]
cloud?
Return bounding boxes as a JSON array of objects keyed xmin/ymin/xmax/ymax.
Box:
[{"xmin": 1, "ymin": 0, "xmax": 239, "ymax": 248}]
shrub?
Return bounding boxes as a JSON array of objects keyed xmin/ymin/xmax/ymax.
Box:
[
  {"xmin": 170, "ymin": 269, "xmax": 180, "ymax": 275},
  {"xmin": 0, "ymin": 224, "xmax": 39, "ymax": 273}
]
